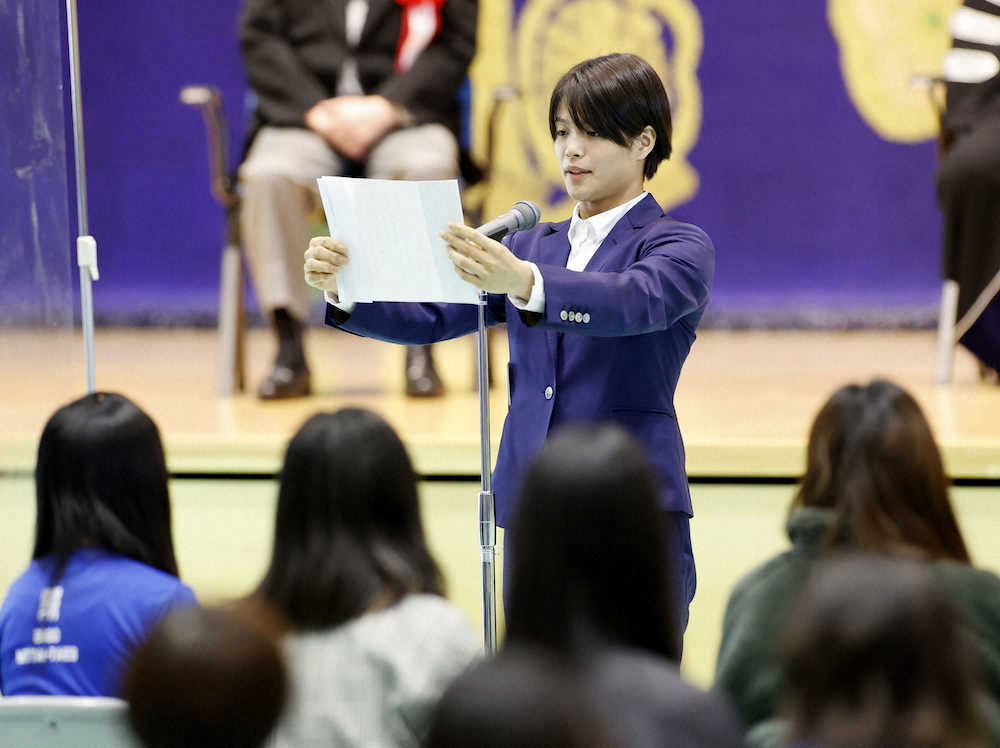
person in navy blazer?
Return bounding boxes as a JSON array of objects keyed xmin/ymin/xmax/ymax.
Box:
[{"xmin": 304, "ymin": 53, "xmax": 714, "ymax": 634}]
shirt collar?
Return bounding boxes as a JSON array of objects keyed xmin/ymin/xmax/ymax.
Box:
[{"xmin": 568, "ymin": 192, "xmax": 648, "ymax": 247}]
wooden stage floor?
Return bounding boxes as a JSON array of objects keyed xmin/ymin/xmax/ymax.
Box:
[{"xmin": 2, "ymin": 327, "xmax": 999, "ymax": 479}]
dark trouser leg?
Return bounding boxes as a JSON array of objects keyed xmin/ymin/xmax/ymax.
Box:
[
  {"xmin": 501, "ymin": 523, "xmax": 514, "ymax": 616},
  {"xmin": 664, "ymin": 511, "xmax": 697, "ymax": 658},
  {"xmin": 405, "ymin": 344, "xmax": 444, "ymax": 397},
  {"xmin": 960, "ymin": 293, "xmax": 1000, "ymax": 375},
  {"xmin": 258, "ymin": 307, "xmax": 311, "ymax": 400},
  {"xmin": 937, "ymin": 117, "xmax": 1000, "ymax": 379}
]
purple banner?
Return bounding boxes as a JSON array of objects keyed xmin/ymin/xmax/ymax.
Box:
[{"xmin": 71, "ymin": 0, "xmax": 949, "ymax": 327}]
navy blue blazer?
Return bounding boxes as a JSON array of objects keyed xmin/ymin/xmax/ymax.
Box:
[{"xmin": 326, "ymin": 194, "xmax": 714, "ymax": 526}]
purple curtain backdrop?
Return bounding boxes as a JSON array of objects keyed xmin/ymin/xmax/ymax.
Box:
[
  {"xmin": 670, "ymin": 2, "xmax": 943, "ymax": 327},
  {"xmin": 1, "ymin": 0, "xmax": 74, "ymax": 326},
  {"xmin": 72, "ymin": 0, "xmax": 943, "ymax": 327},
  {"xmin": 75, "ymin": 0, "xmax": 249, "ymax": 324}
]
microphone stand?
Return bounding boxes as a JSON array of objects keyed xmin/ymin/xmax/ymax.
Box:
[
  {"xmin": 473, "ymin": 206, "xmax": 537, "ymax": 655},
  {"xmin": 476, "ymin": 288, "xmax": 497, "ymax": 654},
  {"xmin": 66, "ymin": 0, "xmax": 98, "ymax": 392}
]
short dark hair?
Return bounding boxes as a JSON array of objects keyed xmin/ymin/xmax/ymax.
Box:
[
  {"xmin": 782, "ymin": 555, "xmax": 987, "ymax": 747},
  {"xmin": 123, "ymin": 606, "xmax": 288, "ymax": 748},
  {"xmin": 33, "ymin": 392, "xmax": 179, "ymax": 581},
  {"xmin": 257, "ymin": 408, "xmax": 443, "ymax": 630},
  {"xmin": 549, "ymin": 53, "xmax": 673, "ymax": 179},
  {"xmin": 506, "ymin": 424, "xmax": 679, "ymax": 660},
  {"xmin": 793, "ymin": 379, "xmax": 969, "ymax": 562}
]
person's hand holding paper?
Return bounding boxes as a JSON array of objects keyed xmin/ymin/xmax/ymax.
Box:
[
  {"xmin": 312, "ymin": 177, "xmax": 480, "ymax": 306},
  {"xmin": 439, "ymin": 222, "xmax": 534, "ymax": 299},
  {"xmin": 304, "ymin": 237, "xmax": 349, "ymax": 294}
]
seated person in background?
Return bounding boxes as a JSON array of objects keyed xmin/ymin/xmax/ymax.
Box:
[
  {"xmin": 250, "ymin": 407, "xmax": 480, "ymax": 747},
  {"xmin": 501, "ymin": 424, "xmax": 747, "ymax": 748},
  {"xmin": 123, "ymin": 605, "xmax": 288, "ymax": 748},
  {"xmin": 715, "ymin": 380, "xmax": 1000, "ymax": 738},
  {"xmin": 0, "ymin": 392, "xmax": 196, "ymax": 696},
  {"xmin": 426, "ymin": 645, "xmax": 614, "ymax": 748},
  {"xmin": 238, "ymin": 0, "xmax": 477, "ymax": 399},
  {"xmin": 778, "ymin": 555, "xmax": 989, "ymax": 748},
  {"xmin": 936, "ymin": 0, "xmax": 1000, "ymax": 378}
]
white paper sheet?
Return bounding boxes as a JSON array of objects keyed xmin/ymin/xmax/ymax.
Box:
[{"xmin": 317, "ymin": 176, "xmax": 479, "ymax": 306}]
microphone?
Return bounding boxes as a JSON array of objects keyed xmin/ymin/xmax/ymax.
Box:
[{"xmin": 476, "ymin": 201, "xmax": 541, "ymax": 241}]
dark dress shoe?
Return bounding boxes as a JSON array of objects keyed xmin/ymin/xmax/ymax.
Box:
[
  {"xmin": 257, "ymin": 365, "xmax": 311, "ymax": 400},
  {"xmin": 405, "ymin": 345, "xmax": 444, "ymax": 397}
]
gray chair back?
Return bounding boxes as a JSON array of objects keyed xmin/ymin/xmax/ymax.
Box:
[{"xmin": 0, "ymin": 696, "xmax": 140, "ymax": 748}]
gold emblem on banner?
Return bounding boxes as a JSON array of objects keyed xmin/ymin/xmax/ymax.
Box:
[
  {"xmin": 471, "ymin": 0, "xmax": 704, "ymax": 222},
  {"xmin": 828, "ymin": 0, "xmax": 960, "ymax": 142}
]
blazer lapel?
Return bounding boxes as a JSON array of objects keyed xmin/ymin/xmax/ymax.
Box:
[
  {"xmin": 536, "ymin": 222, "xmax": 569, "ymax": 370},
  {"xmin": 358, "ymin": 0, "xmax": 395, "ymax": 47},
  {"xmin": 546, "ymin": 220, "xmax": 572, "ymax": 268},
  {"xmin": 323, "ymin": 0, "xmax": 347, "ymax": 43},
  {"xmin": 584, "ymin": 194, "xmax": 665, "ymax": 272}
]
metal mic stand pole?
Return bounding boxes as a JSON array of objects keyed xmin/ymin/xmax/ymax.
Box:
[
  {"xmin": 472, "ymin": 206, "xmax": 538, "ymax": 654},
  {"xmin": 66, "ymin": 0, "xmax": 98, "ymax": 392},
  {"xmin": 476, "ymin": 288, "xmax": 497, "ymax": 654}
]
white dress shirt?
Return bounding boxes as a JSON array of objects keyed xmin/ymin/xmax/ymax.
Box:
[
  {"xmin": 336, "ymin": 0, "xmax": 368, "ymax": 96},
  {"xmin": 326, "ymin": 192, "xmax": 649, "ymax": 313},
  {"xmin": 511, "ymin": 191, "xmax": 648, "ymax": 312}
]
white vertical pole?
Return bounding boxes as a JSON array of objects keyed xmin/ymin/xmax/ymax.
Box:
[
  {"xmin": 936, "ymin": 280, "xmax": 959, "ymax": 385},
  {"xmin": 65, "ymin": 0, "xmax": 98, "ymax": 392}
]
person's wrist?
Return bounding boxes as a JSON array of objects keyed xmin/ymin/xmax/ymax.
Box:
[
  {"xmin": 382, "ymin": 97, "xmax": 414, "ymax": 129},
  {"xmin": 515, "ymin": 261, "xmax": 533, "ymax": 299},
  {"xmin": 304, "ymin": 102, "xmax": 331, "ymax": 134}
]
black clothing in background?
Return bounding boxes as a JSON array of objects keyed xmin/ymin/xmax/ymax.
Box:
[
  {"xmin": 239, "ymin": 0, "xmax": 477, "ymax": 138},
  {"xmin": 937, "ymin": 0, "xmax": 1000, "ymax": 372}
]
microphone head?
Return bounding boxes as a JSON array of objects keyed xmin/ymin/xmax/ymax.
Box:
[{"xmin": 511, "ymin": 201, "xmax": 541, "ymax": 231}]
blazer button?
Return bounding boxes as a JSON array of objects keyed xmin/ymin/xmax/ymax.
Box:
[
  {"xmin": 574, "ymin": 312, "xmax": 583, "ymax": 323},
  {"xmin": 544, "ymin": 386, "xmax": 553, "ymax": 400},
  {"xmin": 560, "ymin": 310, "xmax": 568, "ymax": 321},
  {"xmin": 583, "ymin": 313, "xmax": 591, "ymax": 323}
]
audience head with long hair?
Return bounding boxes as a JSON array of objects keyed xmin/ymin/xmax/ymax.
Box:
[
  {"xmin": 124, "ymin": 605, "xmax": 288, "ymax": 748},
  {"xmin": 781, "ymin": 554, "xmax": 987, "ymax": 748},
  {"xmin": 33, "ymin": 391, "xmax": 179, "ymax": 581},
  {"xmin": 793, "ymin": 379, "xmax": 969, "ymax": 562},
  {"xmin": 506, "ymin": 423, "xmax": 679, "ymax": 660},
  {"xmin": 256, "ymin": 408, "xmax": 442, "ymax": 630}
]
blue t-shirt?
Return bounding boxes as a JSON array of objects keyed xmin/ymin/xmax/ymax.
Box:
[{"xmin": 0, "ymin": 549, "xmax": 197, "ymax": 696}]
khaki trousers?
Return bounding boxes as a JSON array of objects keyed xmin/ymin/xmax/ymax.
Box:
[{"xmin": 238, "ymin": 125, "xmax": 460, "ymax": 319}]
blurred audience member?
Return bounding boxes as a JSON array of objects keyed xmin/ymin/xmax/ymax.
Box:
[
  {"xmin": 0, "ymin": 392, "xmax": 195, "ymax": 696},
  {"xmin": 238, "ymin": 0, "xmax": 477, "ymax": 399},
  {"xmin": 779, "ymin": 555, "xmax": 988, "ymax": 748},
  {"xmin": 252, "ymin": 408, "xmax": 479, "ymax": 747},
  {"xmin": 507, "ymin": 424, "xmax": 679, "ymax": 659},
  {"xmin": 504, "ymin": 424, "xmax": 748, "ymax": 748},
  {"xmin": 123, "ymin": 605, "xmax": 287, "ymax": 748},
  {"xmin": 427, "ymin": 645, "xmax": 613, "ymax": 748},
  {"xmin": 715, "ymin": 380, "xmax": 1000, "ymax": 737},
  {"xmin": 937, "ymin": 0, "xmax": 1000, "ymax": 379}
]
